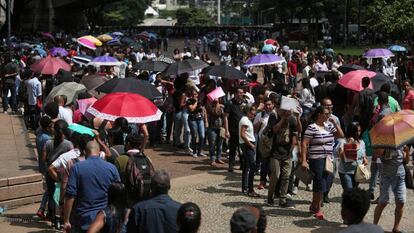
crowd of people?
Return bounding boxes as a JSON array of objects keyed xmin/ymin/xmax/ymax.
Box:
[{"xmin": 1, "ymin": 29, "xmax": 413, "ymax": 233}]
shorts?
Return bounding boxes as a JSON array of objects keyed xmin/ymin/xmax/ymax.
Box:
[
  {"xmin": 309, "ymin": 158, "xmax": 329, "ymax": 193},
  {"xmin": 379, "ymin": 174, "xmax": 406, "ymax": 204}
]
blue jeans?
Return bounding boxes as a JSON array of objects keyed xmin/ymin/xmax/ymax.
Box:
[
  {"xmin": 207, "ymin": 128, "xmax": 223, "ymax": 161},
  {"xmin": 369, "ymin": 162, "xmax": 382, "ymax": 195},
  {"xmin": 173, "ymin": 110, "xmax": 191, "ymax": 148},
  {"xmin": 189, "ymin": 119, "xmax": 205, "ymax": 155},
  {"xmin": 339, "ymin": 172, "xmax": 358, "ymax": 190},
  {"xmin": 2, "ymin": 82, "xmax": 17, "ymax": 112},
  {"xmin": 241, "ymin": 143, "xmax": 256, "ymax": 192}
]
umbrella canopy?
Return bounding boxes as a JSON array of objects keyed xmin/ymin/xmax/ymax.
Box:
[
  {"xmin": 56, "ymin": 69, "xmax": 74, "ymax": 83},
  {"xmin": 112, "ymin": 32, "xmax": 124, "ymax": 37},
  {"xmin": 45, "ymin": 82, "xmax": 87, "ymax": 104},
  {"xmin": 264, "ymin": 39, "xmax": 277, "ymax": 45},
  {"xmin": 42, "ymin": 32, "xmax": 55, "ymax": 41},
  {"xmin": 120, "ymin": 37, "xmax": 135, "ymax": 46},
  {"xmin": 370, "ymin": 110, "xmax": 414, "ymax": 149},
  {"xmin": 72, "ymin": 54, "xmax": 93, "ymax": 67},
  {"xmin": 201, "ymin": 64, "xmax": 247, "ymax": 80},
  {"xmin": 162, "ymin": 59, "xmax": 209, "ymax": 76},
  {"xmin": 87, "ymin": 92, "xmax": 162, "ymax": 123},
  {"xmin": 50, "ymin": 47, "xmax": 68, "ymax": 57},
  {"xmin": 155, "ymin": 56, "xmax": 175, "ymax": 64},
  {"xmin": 80, "ymin": 74, "xmax": 109, "ymax": 98},
  {"xmin": 244, "ymin": 54, "xmax": 284, "ymax": 67},
  {"xmin": 33, "ymin": 47, "xmax": 47, "ymax": 57},
  {"xmin": 106, "ymin": 38, "xmax": 122, "ymax": 46},
  {"xmin": 371, "ymin": 72, "xmax": 394, "ymax": 92},
  {"xmin": 97, "ymin": 34, "xmax": 113, "ymax": 42},
  {"xmin": 78, "ymin": 35, "xmax": 102, "ymax": 46},
  {"xmin": 77, "ymin": 97, "xmax": 97, "ymax": 115},
  {"xmin": 91, "ymin": 56, "xmax": 121, "ymax": 66},
  {"xmin": 388, "ymin": 45, "xmax": 407, "ymax": 52},
  {"xmin": 338, "ymin": 70, "xmax": 376, "ymax": 91},
  {"xmin": 134, "ymin": 60, "xmax": 169, "ymax": 72},
  {"xmin": 30, "ymin": 55, "xmax": 71, "ymax": 75},
  {"xmin": 78, "ymin": 38, "xmax": 96, "ymax": 50},
  {"xmin": 262, "ymin": 44, "xmax": 275, "ymax": 54},
  {"xmin": 363, "ymin": 48, "xmax": 394, "ymax": 58},
  {"xmin": 19, "ymin": 42, "xmax": 32, "ymax": 49},
  {"xmin": 137, "ymin": 31, "xmax": 150, "ymax": 40},
  {"xmin": 95, "ymin": 78, "xmax": 162, "ymax": 99},
  {"xmin": 337, "ymin": 64, "xmax": 365, "ymax": 74}
]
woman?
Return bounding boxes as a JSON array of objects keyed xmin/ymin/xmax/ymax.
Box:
[
  {"xmin": 239, "ymin": 104, "xmax": 259, "ymax": 197},
  {"xmin": 301, "ymin": 106, "xmax": 344, "ymax": 220},
  {"xmin": 206, "ymin": 98, "xmax": 225, "ymax": 166},
  {"xmin": 88, "ymin": 182, "xmax": 129, "ymax": 233},
  {"xmin": 337, "ymin": 122, "xmax": 368, "ymax": 190},
  {"xmin": 299, "ymin": 78, "xmax": 315, "ymax": 118},
  {"xmin": 402, "ymin": 80, "xmax": 414, "ymax": 110},
  {"xmin": 187, "ymin": 90, "xmax": 207, "ymax": 158},
  {"xmin": 173, "ymin": 49, "xmax": 182, "ymax": 61},
  {"xmin": 177, "ymin": 202, "xmax": 202, "ymax": 233}
]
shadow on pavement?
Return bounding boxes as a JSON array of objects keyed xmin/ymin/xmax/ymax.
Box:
[{"xmin": 292, "ymin": 218, "xmax": 344, "ymax": 232}]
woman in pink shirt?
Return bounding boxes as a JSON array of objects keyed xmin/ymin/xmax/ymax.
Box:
[{"xmin": 402, "ymin": 80, "xmax": 414, "ymax": 110}]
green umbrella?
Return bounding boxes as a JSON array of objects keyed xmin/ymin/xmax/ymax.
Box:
[{"xmin": 45, "ymin": 82, "xmax": 87, "ymax": 104}]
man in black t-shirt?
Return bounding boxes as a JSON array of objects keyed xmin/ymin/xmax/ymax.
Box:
[
  {"xmin": 2, "ymin": 60, "xmax": 18, "ymax": 113},
  {"xmin": 224, "ymin": 87, "xmax": 244, "ymax": 172}
]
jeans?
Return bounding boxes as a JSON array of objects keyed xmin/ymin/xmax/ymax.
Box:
[
  {"xmin": 40, "ymin": 190, "xmax": 49, "ymax": 210},
  {"xmin": 2, "ymin": 82, "xmax": 17, "ymax": 112},
  {"xmin": 339, "ymin": 172, "xmax": 358, "ymax": 190},
  {"xmin": 228, "ymin": 132, "xmax": 240, "ymax": 169},
  {"xmin": 288, "ymin": 161, "xmax": 300, "ymax": 193},
  {"xmin": 189, "ymin": 119, "xmax": 205, "ymax": 155},
  {"xmin": 240, "ymin": 143, "xmax": 256, "ymax": 192},
  {"xmin": 46, "ymin": 173, "xmax": 56, "ymax": 221},
  {"xmin": 369, "ymin": 162, "xmax": 382, "ymax": 195},
  {"xmin": 260, "ymin": 157, "xmax": 270, "ymax": 184},
  {"xmin": 173, "ymin": 110, "xmax": 191, "ymax": 148},
  {"xmin": 27, "ymin": 104, "xmax": 40, "ymax": 130},
  {"xmin": 268, "ymin": 157, "xmax": 292, "ymax": 203},
  {"xmin": 207, "ymin": 128, "xmax": 223, "ymax": 161}
]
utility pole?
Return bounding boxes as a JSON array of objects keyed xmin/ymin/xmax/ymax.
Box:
[
  {"xmin": 343, "ymin": 0, "xmax": 349, "ymax": 46},
  {"xmin": 217, "ymin": 0, "xmax": 221, "ymax": 25},
  {"xmin": 6, "ymin": 0, "xmax": 11, "ymax": 41}
]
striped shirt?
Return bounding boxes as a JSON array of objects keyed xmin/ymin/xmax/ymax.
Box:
[{"xmin": 304, "ymin": 123, "xmax": 337, "ymax": 159}]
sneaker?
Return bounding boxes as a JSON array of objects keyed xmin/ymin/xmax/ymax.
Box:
[
  {"xmin": 371, "ymin": 197, "xmax": 379, "ymax": 204},
  {"xmin": 3, "ymin": 111, "xmax": 7, "ymax": 114},
  {"xmin": 257, "ymin": 183, "xmax": 265, "ymax": 190},
  {"xmin": 314, "ymin": 211, "xmax": 324, "ymax": 220},
  {"xmin": 210, "ymin": 161, "xmax": 217, "ymax": 166},
  {"xmin": 306, "ymin": 184, "xmax": 313, "ymax": 192},
  {"xmin": 216, "ymin": 159, "xmax": 225, "ymax": 164},
  {"xmin": 247, "ymin": 191, "xmax": 260, "ymax": 198},
  {"xmin": 192, "ymin": 153, "xmax": 198, "ymax": 158},
  {"xmin": 280, "ymin": 200, "xmax": 295, "ymax": 209},
  {"xmin": 266, "ymin": 199, "xmax": 275, "ymax": 206},
  {"xmin": 292, "ymin": 186, "xmax": 298, "ymax": 195},
  {"xmin": 36, "ymin": 208, "xmax": 45, "ymax": 219},
  {"xmin": 286, "ymin": 193, "xmax": 293, "ymax": 200},
  {"xmin": 198, "ymin": 152, "xmax": 207, "ymax": 157}
]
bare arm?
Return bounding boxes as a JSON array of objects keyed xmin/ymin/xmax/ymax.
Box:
[
  {"xmin": 48, "ymin": 165, "xmax": 59, "ymax": 181},
  {"xmin": 240, "ymin": 125, "xmax": 255, "ymax": 149},
  {"xmin": 139, "ymin": 124, "xmax": 149, "ymax": 152},
  {"xmin": 223, "ymin": 112, "xmax": 230, "ymax": 138},
  {"xmin": 87, "ymin": 211, "xmax": 105, "ymax": 233},
  {"xmin": 300, "ymin": 137, "xmax": 310, "ymax": 167},
  {"xmin": 63, "ymin": 197, "xmax": 75, "ymax": 233}
]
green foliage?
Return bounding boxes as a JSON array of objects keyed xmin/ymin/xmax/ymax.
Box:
[
  {"xmin": 101, "ymin": 0, "xmax": 152, "ymax": 25},
  {"xmin": 159, "ymin": 10, "xmax": 177, "ymax": 19},
  {"xmin": 175, "ymin": 8, "xmax": 213, "ymax": 26},
  {"xmin": 367, "ymin": 0, "xmax": 414, "ymax": 37}
]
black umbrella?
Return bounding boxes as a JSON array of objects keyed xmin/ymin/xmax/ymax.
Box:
[
  {"xmin": 120, "ymin": 37, "xmax": 135, "ymax": 46},
  {"xmin": 201, "ymin": 64, "xmax": 247, "ymax": 80},
  {"xmin": 337, "ymin": 64, "xmax": 364, "ymax": 74},
  {"xmin": 371, "ymin": 72, "xmax": 396, "ymax": 92},
  {"xmin": 134, "ymin": 60, "xmax": 169, "ymax": 72},
  {"xmin": 56, "ymin": 69, "xmax": 74, "ymax": 84},
  {"xmin": 81, "ymin": 74, "xmax": 109, "ymax": 90},
  {"xmin": 95, "ymin": 77, "xmax": 162, "ymax": 99},
  {"xmin": 161, "ymin": 59, "xmax": 209, "ymax": 76}
]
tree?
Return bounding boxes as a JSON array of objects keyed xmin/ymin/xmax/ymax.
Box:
[
  {"xmin": 101, "ymin": 0, "xmax": 151, "ymax": 26},
  {"xmin": 175, "ymin": 8, "xmax": 213, "ymax": 26}
]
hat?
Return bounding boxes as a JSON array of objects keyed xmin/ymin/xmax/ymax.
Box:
[{"xmin": 230, "ymin": 208, "xmax": 257, "ymax": 233}]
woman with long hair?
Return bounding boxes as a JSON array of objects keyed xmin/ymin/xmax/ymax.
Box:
[{"xmin": 177, "ymin": 202, "xmax": 202, "ymax": 233}]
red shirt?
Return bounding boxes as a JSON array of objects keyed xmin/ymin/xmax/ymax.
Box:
[{"xmin": 288, "ymin": 61, "xmax": 298, "ymax": 77}]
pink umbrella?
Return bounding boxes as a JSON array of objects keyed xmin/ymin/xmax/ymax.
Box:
[
  {"xmin": 77, "ymin": 38, "xmax": 96, "ymax": 50},
  {"xmin": 338, "ymin": 70, "xmax": 376, "ymax": 91},
  {"xmin": 77, "ymin": 97, "xmax": 97, "ymax": 115},
  {"xmin": 30, "ymin": 55, "xmax": 71, "ymax": 75}
]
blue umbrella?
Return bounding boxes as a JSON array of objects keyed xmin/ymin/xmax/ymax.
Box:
[
  {"xmin": 262, "ymin": 44, "xmax": 274, "ymax": 54},
  {"xmin": 388, "ymin": 45, "xmax": 407, "ymax": 52},
  {"xmin": 33, "ymin": 47, "xmax": 47, "ymax": 57},
  {"xmin": 90, "ymin": 55, "xmax": 120, "ymax": 66}
]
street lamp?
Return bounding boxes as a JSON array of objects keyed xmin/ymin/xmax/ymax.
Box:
[{"xmin": 217, "ymin": 0, "xmax": 221, "ymax": 25}]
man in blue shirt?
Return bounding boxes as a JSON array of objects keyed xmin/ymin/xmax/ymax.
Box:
[
  {"xmin": 127, "ymin": 169, "xmax": 181, "ymax": 233},
  {"xmin": 63, "ymin": 140, "xmax": 120, "ymax": 233}
]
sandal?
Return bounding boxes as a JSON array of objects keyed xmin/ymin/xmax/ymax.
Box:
[{"xmin": 314, "ymin": 211, "xmax": 324, "ymax": 220}]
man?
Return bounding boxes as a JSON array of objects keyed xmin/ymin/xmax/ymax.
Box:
[
  {"xmin": 287, "ymin": 55, "xmax": 299, "ymax": 90},
  {"xmin": 266, "ymin": 109, "xmax": 298, "ymax": 208},
  {"xmin": 63, "ymin": 141, "xmax": 120, "ymax": 233},
  {"xmin": 340, "ymin": 188, "xmax": 384, "ymax": 233},
  {"xmin": 127, "ymin": 169, "xmax": 181, "ymax": 233},
  {"xmin": 24, "ymin": 70, "xmax": 42, "ymax": 129},
  {"xmin": 2, "ymin": 57, "xmax": 19, "ymax": 113},
  {"xmin": 219, "ymin": 39, "xmax": 228, "ymax": 57},
  {"xmin": 230, "ymin": 207, "xmax": 257, "ymax": 233},
  {"xmin": 54, "ymin": 95, "xmax": 73, "ymax": 125},
  {"xmin": 135, "ymin": 48, "xmax": 146, "ymax": 63},
  {"xmin": 224, "ymin": 86, "xmax": 245, "ymax": 172},
  {"xmin": 115, "ymin": 133, "xmax": 141, "ymax": 183},
  {"xmin": 357, "ymin": 77, "xmax": 375, "ymax": 132}
]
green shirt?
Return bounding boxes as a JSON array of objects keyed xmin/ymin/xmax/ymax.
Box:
[
  {"xmin": 115, "ymin": 154, "xmax": 130, "ymax": 183},
  {"xmin": 373, "ymin": 96, "xmax": 400, "ymax": 113}
]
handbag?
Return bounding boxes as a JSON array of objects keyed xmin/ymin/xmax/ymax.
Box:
[
  {"xmin": 354, "ymin": 164, "xmax": 371, "ymax": 183},
  {"xmin": 294, "ymin": 164, "xmax": 314, "ymax": 185},
  {"xmin": 404, "ymin": 164, "xmax": 413, "ymax": 190},
  {"xmin": 324, "ymin": 155, "xmax": 334, "ymax": 174}
]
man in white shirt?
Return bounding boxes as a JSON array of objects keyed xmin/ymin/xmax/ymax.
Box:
[
  {"xmin": 54, "ymin": 95, "xmax": 73, "ymax": 125},
  {"xmin": 382, "ymin": 59, "xmax": 398, "ymax": 80},
  {"xmin": 135, "ymin": 48, "xmax": 146, "ymax": 63},
  {"xmin": 219, "ymin": 40, "xmax": 228, "ymax": 56},
  {"xmin": 314, "ymin": 57, "xmax": 329, "ymax": 72},
  {"xmin": 25, "ymin": 70, "xmax": 42, "ymax": 129}
]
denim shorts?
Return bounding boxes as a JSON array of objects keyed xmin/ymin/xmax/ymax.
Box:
[
  {"xmin": 309, "ymin": 158, "xmax": 329, "ymax": 193},
  {"xmin": 379, "ymin": 174, "xmax": 406, "ymax": 204}
]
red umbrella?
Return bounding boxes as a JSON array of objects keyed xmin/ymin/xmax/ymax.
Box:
[
  {"xmin": 338, "ymin": 70, "xmax": 376, "ymax": 91},
  {"xmin": 87, "ymin": 92, "xmax": 162, "ymax": 123},
  {"xmin": 264, "ymin": 39, "xmax": 277, "ymax": 45},
  {"xmin": 30, "ymin": 55, "xmax": 71, "ymax": 75}
]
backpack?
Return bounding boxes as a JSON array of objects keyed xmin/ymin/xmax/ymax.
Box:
[
  {"xmin": 258, "ymin": 112, "xmax": 276, "ymax": 159},
  {"xmin": 124, "ymin": 152, "xmax": 155, "ymax": 202}
]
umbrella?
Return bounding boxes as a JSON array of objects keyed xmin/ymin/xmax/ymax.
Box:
[
  {"xmin": 337, "ymin": 64, "xmax": 365, "ymax": 74},
  {"xmin": 264, "ymin": 39, "xmax": 277, "ymax": 45},
  {"xmin": 90, "ymin": 56, "xmax": 121, "ymax": 66},
  {"xmin": 106, "ymin": 38, "xmax": 122, "ymax": 46},
  {"xmin": 72, "ymin": 54, "xmax": 93, "ymax": 67},
  {"xmin": 81, "ymin": 74, "xmax": 109, "ymax": 91},
  {"xmin": 78, "ymin": 35, "xmax": 102, "ymax": 46},
  {"xmin": 137, "ymin": 31, "xmax": 150, "ymax": 40},
  {"xmin": 388, "ymin": 45, "xmax": 407, "ymax": 52},
  {"xmin": 371, "ymin": 72, "xmax": 394, "ymax": 92},
  {"xmin": 148, "ymin": 32, "xmax": 157, "ymax": 39},
  {"xmin": 77, "ymin": 97, "xmax": 97, "ymax": 115},
  {"xmin": 363, "ymin": 48, "xmax": 394, "ymax": 58},
  {"xmin": 97, "ymin": 34, "xmax": 113, "ymax": 42},
  {"xmin": 50, "ymin": 47, "xmax": 68, "ymax": 57},
  {"xmin": 134, "ymin": 60, "xmax": 169, "ymax": 72},
  {"xmin": 155, "ymin": 56, "xmax": 175, "ymax": 64},
  {"xmin": 262, "ymin": 44, "xmax": 275, "ymax": 54},
  {"xmin": 244, "ymin": 54, "xmax": 284, "ymax": 67},
  {"xmin": 87, "ymin": 92, "xmax": 162, "ymax": 123},
  {"xmin": 44, "ymin": 82, "xmax": 87, "ymax": 104},
  {"xmin": 19, "ymin": 42, "xmax": 32, "ymax": 49},
  {"xmin": 201, "ymin": 64, "xmax": 247, "ymax": 80},
  {"xmin": 33, "ymin": 47, "xmax": 47, "ymax": 57},
  {"xmin": 42, "ymin": 32, "xmax": 55, "ymax": 41},
  {"xmin": 95, "ymin": 77, "xmax": 162, "ymax": 99},
  {"xmin": 56, "ymin": 69, "xmax": 74, "ymax": 83},
  {"xmin": 161, "ymin": 59, "xmax": 209, "ymax": 76},
  {"xmin": 30, "ymin": 55, "xmax": 71, "ymax": 75},
  {"xmin": 120, "ymin": 37, "xmax": 135, "ymax": 46},
  {"xmin": 112, "ymin": 31, "xmax": 124, "ymax": 37},
  {"xmin": 78, "ymin": 38, "xmax": 96, "ymax": 50},
  {"xmin": 338, "ymin": 70, "xmax": 376, "ymax": 91},
  {"xmin": 370, "ymin": 110, "xmax": 414, "ymax": 149}
]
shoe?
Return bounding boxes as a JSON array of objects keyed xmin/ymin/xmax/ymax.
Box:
[
  {"xmin": 371, "ymin": 197, "xmax": 379, "ymax": 204},
  {"xmin": 247, "ymin": 191, "xmax": 260, "ymax": 198},
  {"xmin": 314, "ymin": 211, "xmax": 324, "ymax": 220},
  {"xmin": 286, "ymin": 193, "xmax": 293, "ymax": 200},
  {"xmin": 257, "ymin": 183, "xmax": 265, "ymax": 190},
  {"xmin": 309, "ymin": 206, "xmax": 317, "ymax": 214},
  {"xmin": 192, "ymin": 153, "xmax": 198, "ymax": 158},
  {"xmin": 275, "ymin": 193, "xmax": 280, "ymax": 198},
  {"xmin": 228, "ymin": 165, "xmax": 234, "ymax": 172},
  {"xmin": 280, "ymin": 200, "xmax": 295, "ymax": 209},
  {"xmin": 266, "ymin": 199, "xmax": 275, "ymax": 206},
  {"xmin": 210, "ymin": 161, "xmax": 217, "ymax": 166},
  {"xmin": 369, "ymin": 193, "xmax": 375, "ymax": 200},
  {"xmin": 323, "ymin": 195, "xmax": 330, "ymax": 203},
  {"xmin": 216, "ymin": 159, "xmax": 225, "ymax": 164},
  {"xmin": 198, "ymin": 152, "xmax": 207, "ymax": 157},
  {"xmin": 36, "ymin": 208, "xmax": 45, "ymax": 219},
  {"xmin": 3, "ymin": 111, "xmax": 7, "ymax": 114},
  {"xmin": 306, "ymin": 184, "xmax": 313, "ymax": 192},
  {"xmin": 292, "ymin": 186, "xmax": 298, "ymax": 195},
  {"xmin": 186, "ymin": 148, "xmax": 194, "ymax": 155}
]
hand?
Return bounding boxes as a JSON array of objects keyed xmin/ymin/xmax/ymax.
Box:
[
  {"xmin": 92, "ymin": 129, "xmax": 100, "ymax": 138},
  {"xmin": 250, "ymin": 144, "xmax": 256, "ymax": 150},
  {"xmin": 225, "ymin": 131, "xmax": 230, "ymax": 138},
  {"xmin": 363, "ymin": 157, "xmax": 368, "ymax": 166},
  {"xmin": 328, "ymin": 117, "xmax": 337, "ymax": 125},
  {"xmin": 205, "ymin": 123, "xmax": 209, "ymax": 129},
  {"xmin": 301, "ymin": 161, "xmax": 308, "ymax": 170},
  {"xmin": 63, "ymin": 222, "xmax": 71, "ymax": 233}
]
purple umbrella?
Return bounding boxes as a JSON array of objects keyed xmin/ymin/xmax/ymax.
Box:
[
  {"xmin": 363, "ymin": 48, "xmax": 394, "ymax": 58},
  {"xmin": 90, "ymin": 55, "xmax": 121, "ymax": 66},
  {"xmin": 244, "ymin": 54, "xmax": 285, "ymax": 67},
  {"xmin": 50, "ymin": 47, "xmax": 68, "ymax": 57}
]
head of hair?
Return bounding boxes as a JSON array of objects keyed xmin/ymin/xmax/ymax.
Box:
[
  {"xmin": 242, "ymin": 104, "xmax": 256, "ymax": 115},
  {"xmin": 230, "ymin": 208, "xmax": 257, "ymax": 233},
  {"xmin": 86, "ymin": 140, "xmax": 100, "ymax": 157},
  {"xmin": 301, "ymin": 78, "xmax": 313, "ymax": 92},
  {"xmin": 244, "ymin": 206, "xmax": 267, "ymax": 233},
  {"xmin": 341, "ymin": 187, "xmax": 370, "ymax": 225},
  {"xmin": 151, "ymin": 169, "xmax": 171, "ymax": 196},
  {"xmin": 125, "ymin": 133, "xmax": 142, "ymax": 149},
  {"xmin": 346, "ymin": 122, "xmax": 361, "ymax": 140},
  {"xmin": 39, "ymin": 116, "xmax": 52, "ymax": 130},
  {"xmin": 70, "ymin": 132, "xmax": 82, "ymax": 148},
  {"xmin": 177, "ymin": 202, "xmax": 202, "ymax": 233},
  {"xmin": 377, "ymin": 91, "xmax": 389, "ymax": 105},
  {"xmin": 53, "ymin": 120, "xmax": 70, "ymax": 148},
  {"xmin": 107, "ymin": 182, "xmax": 128, "ymax": 224},
  {"xmin": 379, "ymin": 83, "xmax": 391, "ymax": 94},
  {"xmin": 44, "ymin": 102, "xmax": 59, "ymax": 119},
  {"xmin": 311, "ymin": 105, "xmax": 326, "ymax": 122},
  {"xmin": 114, "ymin": 117, "xmax": 130, "ymax": 133},
  {"xmin": 79, "ymin": 134, "xmax": 94, "ymax": 155},
  {"xmin": 108, "ymin": 127, "xmax": 125, "ymax": 146},
  {"xmin": 361, "ymin": 77, "xmax": 370, "ymax": 88},
  {"xmin": 87, "ymin": 65, "xmax": 97, "ymax": 74}
]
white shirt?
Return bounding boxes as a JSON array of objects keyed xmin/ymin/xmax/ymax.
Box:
[
  {"xmin": 302, "ymin": 65, "xmax": 312, "ymax": 79},
  {"xmin": 136, "ymin": 52, "xmax": 145, "ymax": 62},
  {"xmin": 52, "ymin": 148, "xmax": 80, "ymax": 169},
  {"xmin": 220, "ymin": 41, "xmax": 228, "ymax": 51},
  {"xmin": 383, "ymin": 66, "xmax": 397, "ymax": 80},
  {"xmin": 239, "ymin": 116, "xmax": 255, "ymax": 144},
  {"xmin": 253, "ymin": 111, "xmax": 271, "ymax": 136},
  {"xmin": 338, "ymin": 222, "xmax": 384, "ymax": 233},
  {"xmin": 58, "ymin": 106, "xmax": 73, "ymax": 125},
  {"xmin": 25, "ymin": 77, "xmax": 42, "ymax": 105},
  {"xmin": 310, "ymin": 77, "xmax": 319, "ymax": 88},
  {"xmin": 314, "ymin": 62, "xmax": 328, "ymax": 71}
]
